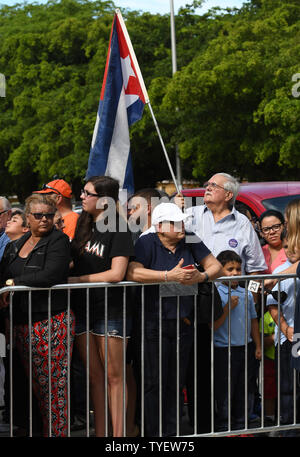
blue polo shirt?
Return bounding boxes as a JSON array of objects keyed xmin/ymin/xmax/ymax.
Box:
[
  {"xmin": 133, "ymin": 231, "xmax": 211, "ymax": 319},
  {"xmin": 214, "ymin": 283, "xmax": 257, "ymax": 347},
  {"xmin": 0, "ymin": 231, "xmax": 10, "ymax": 261}
]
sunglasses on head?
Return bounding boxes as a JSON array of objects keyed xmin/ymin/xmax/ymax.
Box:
[
  {"xmin": 30, "ymin": 212, "xmax": 55, "ymax": 220},
  {"xmin": 41, "ymin": 184, "xmax": 62, "ymax": 196}
]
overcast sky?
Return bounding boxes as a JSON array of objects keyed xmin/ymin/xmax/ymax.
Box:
[
  {"xmin": 116, "ymin": 0, "xmax": 245, "ymax": 14},
  {"xmin": 1, "ymin": 0, "xmax": 245, "ymax": 13}
]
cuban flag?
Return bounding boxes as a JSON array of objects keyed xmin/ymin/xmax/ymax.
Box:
[{"xmin": 86, "ymin": 10, "xmax": 149, "ymax": 195}]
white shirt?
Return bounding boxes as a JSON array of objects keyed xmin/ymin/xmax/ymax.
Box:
[
  {"xmin": 184, "ymin": 205, "xmax": 266, "ymax": 274},
  {"xmin": 140, "ymin": 226, "xmax": 155, "ymax": 237}
]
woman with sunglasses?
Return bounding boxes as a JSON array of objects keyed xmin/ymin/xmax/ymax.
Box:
[
  {"xmin": 0, "ymin": 193, "xmax": 75, "ymax": 436},
  {"xmin": 258, "ymin": 209, "xmax": 287, "ymax": 274},
  {"xmin": 69, "ymin": 176, "xmax": 134, "ymax": 437}
]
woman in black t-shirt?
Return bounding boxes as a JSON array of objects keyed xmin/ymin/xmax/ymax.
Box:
[{"xmin": 69, "ymin": 176, "xmax": 134, "ymax": 437}]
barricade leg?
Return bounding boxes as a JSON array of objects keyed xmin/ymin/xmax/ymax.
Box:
[
  {"xmin": 275, "ymin": 340, "xmax": 300, "ymax": 435},
  {"xmin": 186, "ymin": 323, "xmax": 212, "ymax": 434},
  {"xmin": 143, "ymin": 318, "xmax": 193, "ymax": 436}
]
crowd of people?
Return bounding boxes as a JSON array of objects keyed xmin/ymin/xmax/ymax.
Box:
[{"xmin": 0, "ymin": 172, "xmax": 300, "ymax": 437}]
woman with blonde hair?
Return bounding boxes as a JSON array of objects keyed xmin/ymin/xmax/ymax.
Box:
[
  {"xmin": 285, "ymin": 199, "xmax": 300, "ymax": 259},
  {"xmin": 283, "ymin": 199, "xmax": 300, "ymax": 372},
  {"xmin": 0, "ymin": 193, "xmax": 74, "ymax": 436},
  {"xmin": 264, "ymin": 199, "xmax": 300, "ymax": 370}
]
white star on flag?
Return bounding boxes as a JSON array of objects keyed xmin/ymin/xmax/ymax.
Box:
[
  {"xmin": 121, "ymin": 55, "xmax": 139, "ymax": 108},
  {"xmin": 121, "ymin": 55, "xmax": 135, "ymax": 89}
]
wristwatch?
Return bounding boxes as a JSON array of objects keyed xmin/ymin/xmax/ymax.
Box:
[
  {"xmin": 5, "ymin": 279, "xmax": 14, "ymax": 286},
  {"xmin": 203, "ymin": 272, "xmax": 209, "ymax": 282}
]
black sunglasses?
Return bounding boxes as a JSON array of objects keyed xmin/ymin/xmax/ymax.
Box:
[
  {"xmin": 0, "ymin": 210, "xmax": 8, "ymax": 216},
  {"xmin": 81, "ymin": 188, "xmax": 99, "ymax": 198},
  {"xmin": 30, "ymin": 212, "xmax": 55, "ymax": 220}
]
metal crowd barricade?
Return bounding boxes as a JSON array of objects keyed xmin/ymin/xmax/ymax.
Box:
[{"xmin": 0, "ymin": 272, "xmax": 299, "ymax": 438}]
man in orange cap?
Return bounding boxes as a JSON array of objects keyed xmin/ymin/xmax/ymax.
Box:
[{"xmin": 34, "ymin": 179, "xmax": 79, "ymax": 240}]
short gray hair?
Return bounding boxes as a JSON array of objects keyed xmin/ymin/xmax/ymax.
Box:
[
  {"xmin": 0, "ymin": 196, "xmax": 11, "ymax": 211},
  {"xmin": 217, "ymin": 173, "xmax": 240, "ymax": 206}
]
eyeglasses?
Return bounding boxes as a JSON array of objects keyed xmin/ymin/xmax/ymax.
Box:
[
  {"xmin": 30, "ymin": 212, "xmax": 55, "ymax": 220},
  {"xmin": 81, "ymin": 189, "xmax": 99, "ymax": 198},
  {"xmin": 260, "ymin": 223, "xmax": 283, "ymax": 234},
  {"xmin": 203, "ymin": 181, "xmax": 226, "ymax": 191},
  {"xmin": 0, "ymin": 210, "xmax": 8, "ymax": 216},
  {"xmin": 41, "ymin": 184, "xmax": 62, "ymax": 196},
  {"xmin": 128, "ymin": 204, "xmax": 140, "ymax": 212}
]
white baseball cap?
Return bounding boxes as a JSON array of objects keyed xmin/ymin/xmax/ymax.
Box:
[{"xmin": 151, "ymin": 203, "xmax": 190, "ymax": 225}]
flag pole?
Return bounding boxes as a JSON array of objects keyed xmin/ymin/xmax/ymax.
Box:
[
  {"xmin": 146, "ymin": 101, "xmax": 180, "ymax": 195},
  {"xmin": 115, "ymin": 9, "xmax": 180, "ymax": 195},
  {"xmin": 170, "ymin": 0, "xmax": 182, "ymax": 191}
]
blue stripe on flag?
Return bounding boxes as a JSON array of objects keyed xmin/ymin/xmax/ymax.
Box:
[
  {"xmin": 127, "ymin": 98, "xmax": 145, "ymax": 126},
  {"xmin": 86, "ymin": 12, "xmax": 146, "ymax": 195},
  {"xmin": 86, "ymin": 20, "xmax": 123, "ymax": 179}
]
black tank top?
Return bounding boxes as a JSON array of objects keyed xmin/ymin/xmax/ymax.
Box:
[{"xmin": 8, "ymin": 255, "xmax": 27, "ymax": 278}]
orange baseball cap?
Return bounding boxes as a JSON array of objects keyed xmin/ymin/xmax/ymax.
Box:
[{"xmin": 34, "ymin": 179, "xmax": 72, "ymax": 199}]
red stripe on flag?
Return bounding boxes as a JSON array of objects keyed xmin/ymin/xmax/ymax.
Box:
[
  {"xmin": 100, "ymin": 16, "xmax": 115, "ymax": 101},
  {"xmin": 115, "ymin": 15, "xmax": 145, "ymax": 104}
]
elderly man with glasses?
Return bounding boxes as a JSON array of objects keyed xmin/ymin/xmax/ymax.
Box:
[
  {"xmin": 180, "ymin": 173, "xmax": 266, "ymax": 274},
  {"xmin": 0, "ymin": 197, "xmax": 13, "ymax": 261},
  {"xmin": 0, "ymin": 197, "xmax": 12, "ymax": 235},
  {"xmin": 175, "ymin": 172, "xmax": 266, "ymax": 434}
]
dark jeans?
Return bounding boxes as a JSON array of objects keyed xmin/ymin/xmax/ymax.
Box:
[
  {"xmin": 143, "ymin": 317, "xmax": 193, "ymax": 437},
  {"xmin": 275, "ymin": 340, "xmax": 300, "ymax": 425},
  {"xmin": 70, "ymin": 344, "xmax": 87, "ymax": 419},
  {"xmin": 186, "ymin": 323, "xmax": 212, "ymax": 434},
  {"xmin": 214, "ymin": 343, "xmax": 257, "ymax": 431}
]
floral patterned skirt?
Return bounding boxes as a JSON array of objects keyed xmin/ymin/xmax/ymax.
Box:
[{"xmin": 15, "ymin": 310, "xmax": 75, "ymax": 437}]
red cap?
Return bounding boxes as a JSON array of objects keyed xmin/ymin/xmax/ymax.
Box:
[{"xmin": 34, "ymin": 179, "xmax": 72, "ymax": 199}]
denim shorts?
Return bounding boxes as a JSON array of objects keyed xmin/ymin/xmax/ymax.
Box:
[{"xmin": 75, "ymin": 318, "xmax": 132, "ymax": 339}]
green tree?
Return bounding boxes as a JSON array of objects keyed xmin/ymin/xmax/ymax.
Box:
[
  {"xmin": 0, "ymin": 0, "xmax": 244, "ymax": 198},
  {"xmin": 162, "ymin": 0, "xmax": 300, "ymax": 183},
  {"xmin": 0, "ymin": 0, "xmax": 116, "ymax": 201},
  {"xmin": 1, "ymin": 0, "xmax": 300, "ymax": 200}
]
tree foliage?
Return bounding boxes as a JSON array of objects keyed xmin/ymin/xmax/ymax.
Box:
[
  {"xmin": 162, "ymin": 0, "xmax": 300, "ymax": 182},
  {"xmin": 0, "ymin": 0, "xmax": 300, "ymax": 201}
]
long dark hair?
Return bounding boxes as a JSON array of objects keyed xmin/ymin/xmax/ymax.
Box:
[{"xmin": 72, "ymin": 176, "xmax": 119, "ymax": 255}]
